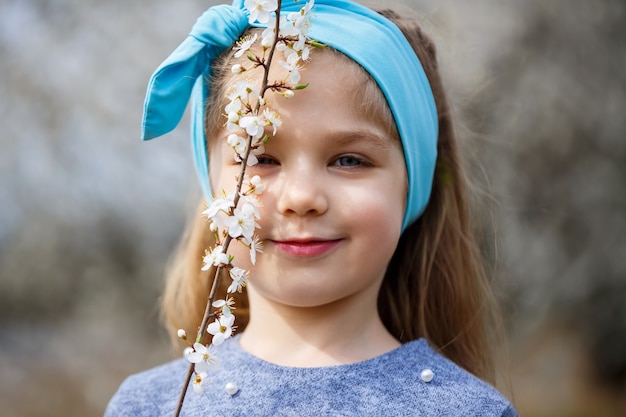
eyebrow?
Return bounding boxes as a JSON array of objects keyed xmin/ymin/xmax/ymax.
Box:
[{"xmin": 325, "ymin": 129, "xmax": 396, "ymax": 151}]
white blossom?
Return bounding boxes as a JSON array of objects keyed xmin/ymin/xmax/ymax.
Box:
[
  {"xmin": 202, "ymin": 245, "xmax": 230, "ymax": 270},
  {"xmin": 225, "ymin": 96, "xmax": 243, "ymax": 114},
  {"xmin": 263, "ymin": 108, "xmax": 282, "ymax": 134},
  {"xmin": 224, "ymin": 202, "xmax": 258, "ymax": 240},
  {"xmin": 227, "ymin": 134, "xmax": 248, "ymax": 162},
  {"xmin": 207, "ymin": 313, "xmax": 236, "ymax": 346},
  {"xmin": 203, "ymin": 190, "xmax": 235, "ymax": 220},
  {"xmin": 250, "ymin": 175, "xmax": 266, "ymax": 194},
  {"xmin": 244, "ymin": 0, "xmax": 278, "ymax": 24},
  {"xmin": 233, "ymin": 34, "xmax": 258, "ymax": 58},
  {"xmin": 287, "ymin": 0, "xmax": 314, "ymax": 36},
  {"xmin": 279, "ymin": 59, "xmax": 302, "ymax": 84},
  {"xmin": 239, "ymin": 115, "xmax": 266, "ymax": 140},
  {"xmin": 186, "ymin": 342, "xmax": 220, "ymax": 374},
  {"xmin": 212, "ymin": 297, "xmax": 235, "ymax": 310},
  {"xmin": 228, "ymin": 135, "xmax": 265, "ymax": 166},
  {"xmin": 228, "ymin": 80, "xmax": 259, "ymax": 106},
  {"xmin": 192, "ymin": 371, "xmax": 209, "ymax": 395},
  {"xmin": 242, "ymin": 235, "xmax": 263, "ymax": 265},
  {"xmin": 261, "ymin": 17, "xmax": 277, "ymax": 47},
  {"xmin": 228, "ymin": 267, "xmax": 249, "ymax": 293}
]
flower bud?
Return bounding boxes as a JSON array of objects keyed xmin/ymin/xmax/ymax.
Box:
[
  {"xmin": 261, "ymin": 36, "xmax": 273, "ymax": 48},
  {"xmin": 177, "ymin": 329, "xmax": 187, "ymax": 339},
  {"xmin": 231, "ymin": 64, "xmax": 243, "ymax": 74},
  {"xmin": 227, "ymin": 134, "xmax": 241, "ymax": 147}
]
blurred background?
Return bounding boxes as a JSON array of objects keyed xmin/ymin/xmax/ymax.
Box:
[{"xmin": 0, "ymin": 0, "xmax": 624, "ymax": 416}]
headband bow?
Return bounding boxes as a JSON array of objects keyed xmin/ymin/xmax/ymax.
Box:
[{"xmin": 142, "ymin": 0, "xmax": 438, "ymax": 231}]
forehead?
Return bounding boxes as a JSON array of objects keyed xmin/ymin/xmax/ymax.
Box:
[
  {"xmin": 209, "ymin": 44, "xmax": 399, "ymax": 150},
  {"xmin": 225, "ymin": 47, "xmax": 364, "ymax": 95},
  {"xmin": 243, "ymin": 49, "xmax": 390, "ymax": 115}
]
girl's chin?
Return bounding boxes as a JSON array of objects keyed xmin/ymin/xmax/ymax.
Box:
[{"xmin": 248, "ymin": 278, "xmax": 349, "ymax": 309}]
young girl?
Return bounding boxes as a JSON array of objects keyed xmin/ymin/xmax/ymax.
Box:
[{"xmin": 106, "ymin": 0, "xmax": 518, "ymax": 415}]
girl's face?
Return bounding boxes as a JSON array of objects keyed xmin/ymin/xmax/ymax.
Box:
[{"xmin": 210, "ymin": 52, "xmax": 407, "ymax": 310}]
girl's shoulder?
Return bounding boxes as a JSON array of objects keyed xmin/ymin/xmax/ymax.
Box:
[
  {"xmin": 105, "ymin": 336, "xmax": 518, "ymax": 417},
  {"xmin": 392, "ymin": 339, "xmax": 518, "ymax": 416},
  {"xmin": 105, "ymin": 356, "xmax": 189, "ymax": 417}
]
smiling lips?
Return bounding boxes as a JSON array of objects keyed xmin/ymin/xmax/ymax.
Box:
[{"xmin": 272, "ymin": 239, "xmax": 342, "ymax": 258}]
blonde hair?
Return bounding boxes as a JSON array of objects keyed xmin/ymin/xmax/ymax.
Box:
[{"xmin": 162, "ymin": 11, "xmax": 502, "ymax": 385}]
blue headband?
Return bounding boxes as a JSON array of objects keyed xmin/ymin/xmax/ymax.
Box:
[{"xmin": 142, "ymin": 0, "xmax": 438, "ymax": 231}]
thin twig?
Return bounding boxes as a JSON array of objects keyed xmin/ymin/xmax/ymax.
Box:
[
  {"xmin": 173, "ymin": 364, "xmax": 195, "ymax": 416},
  {"xmin": 259, "ymin": 0, "xmax": 282, "ymax": 106},
  {"xmin": 173, "ymin": 3, "xmax": 284, "ymax": 415}
]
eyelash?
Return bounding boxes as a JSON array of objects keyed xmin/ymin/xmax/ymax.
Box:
[
  {"xmin": 256, "ymin": 155, "xmax": 279, "ymax": 165},
  {"xmin": 254, "ymin": 154, "xmax": 371, "ymax": 168},
  {"xmin": 332, "ymin": 155, "xmax": 368, "ymax": 168}
]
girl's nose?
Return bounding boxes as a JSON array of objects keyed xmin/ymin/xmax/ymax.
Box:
[{"xmin": 274, "ymin": 167, "xmax": 329, "ymax": 217}]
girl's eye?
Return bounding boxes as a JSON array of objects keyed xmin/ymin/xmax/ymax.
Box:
[
  {"xmin": 256, "ymin": 155, "xmax": 278, "ymax": 165},
  {"xmin": 334, "ymin": 155, "xmax": 364, "ymax": 167}
]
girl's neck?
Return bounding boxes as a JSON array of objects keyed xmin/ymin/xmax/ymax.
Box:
[{"xmin": 238, "ymin": 286, "xmax": 400, "ymax": 367}]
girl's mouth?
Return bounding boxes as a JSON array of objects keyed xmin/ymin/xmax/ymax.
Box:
[{"xmin": 271, "ymin": 239, "xmax": 342, "ymax": 258}]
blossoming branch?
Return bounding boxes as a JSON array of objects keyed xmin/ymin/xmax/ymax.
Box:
[{"xmin": 172, "ymin": 1, "xmax": 316, "ymax": 415}]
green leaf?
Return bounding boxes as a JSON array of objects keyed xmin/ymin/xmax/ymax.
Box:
[{"xmin": 309, "ymin": 40, "xmax": 327, "ymax": 48}]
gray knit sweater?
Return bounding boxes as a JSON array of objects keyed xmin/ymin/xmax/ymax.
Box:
[{"xmin": 105, "ymin": 335, "xmax": 518, "ymax": 416}]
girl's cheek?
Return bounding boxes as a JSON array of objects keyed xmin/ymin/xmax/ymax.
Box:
[{"xmin": 209, "ymin": 144, "xmax": 240, "ymax": 192}]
